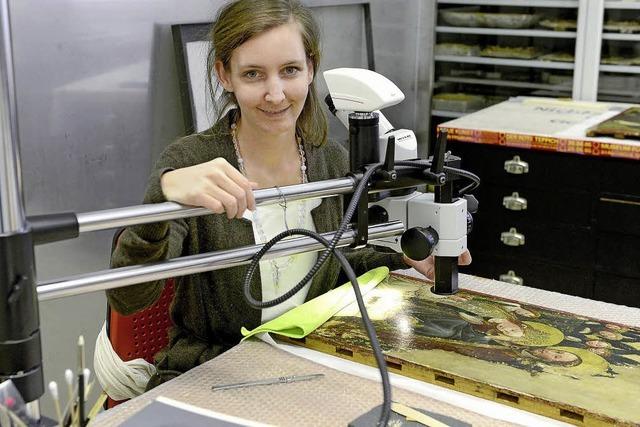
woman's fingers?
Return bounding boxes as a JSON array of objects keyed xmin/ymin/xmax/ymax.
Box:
[
  {"xmin": 405, "ymin": 250, "xmax": 471, "ymax": 282},
  {"xmin": 160, "ymin": 158, "xmax": 258, "ymax": 218},
  {"xmin": 216, "ymin": 161, "xmax": 257, "ymax": 216},
  {"xmin": 459, "ymin": 249, "xmax": 472, "ymax": 266},
  {"xmin": 194, "ymin": 193, "xmax": 225, "ymax": 215},
  {"xmin": 209, "ymin": 173, "xmax": 255, "ymax": 218}
]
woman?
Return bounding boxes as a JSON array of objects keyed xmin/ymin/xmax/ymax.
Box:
[{"xmin": 107, "ymin": 0, "xmax": 469, "ymax": 389}]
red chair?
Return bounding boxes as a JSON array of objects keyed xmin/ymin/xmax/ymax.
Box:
[{"xmin": 105, "ymin": 278, "xmax": 175, "ymax": 408}]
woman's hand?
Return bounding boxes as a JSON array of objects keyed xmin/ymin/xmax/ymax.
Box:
[
  {"xmin": 161, "ymin": 158, "xmax": 258, "ymax": 219},
  {"xmin": 403, "ymin": 249, "xmax": 472, "ymax": 280}
]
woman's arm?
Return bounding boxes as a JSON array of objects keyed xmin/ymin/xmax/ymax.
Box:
[{"xmin": 106, "ymin": 141, "xmax": 192, "ymax": 315}]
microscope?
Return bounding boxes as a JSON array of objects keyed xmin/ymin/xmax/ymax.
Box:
[{"xmin": 323, "ymin": 68, "xmax": 475, "ymax": 295}]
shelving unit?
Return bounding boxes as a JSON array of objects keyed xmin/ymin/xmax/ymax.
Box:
[
  {"xmin": 598, "ymin": 0, "xmax": 640, "ymax": 101},
  {"xmin": 431, "ymin": 0, "xmax": 581, "ymax": 122},
  {"xmin": 430, "ymin": 0, "xmax": 640, "ymax": 121}
]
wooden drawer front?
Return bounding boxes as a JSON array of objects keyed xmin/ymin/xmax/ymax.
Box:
[
  {"xmin": 596, "ymin": 233, "xmax": 640, "ymax": 278},
  {"xmin": 597, "ymin": 194, "xmax": 640, "ymax": 236},
  {"xmin": 479, "ymin": 185, "xmax": 592, "ymax": 227},
  {"xmin": 469, "ymin": 220, "xmax": 594, "ymax": 269},
  {"xmin": 594, "ymin": 272, "xmax": 640, "ymax": 308},
  {"xmin": 449, "ymin": 143, "xmax": 597, "ymax": 191},
  {"xmin": 600, "ymin": 158, "xmax": 640, "ymax": 196},
  {"xmin": 464, "ymin": 253, "xmax": 593, "ymax": 299}
]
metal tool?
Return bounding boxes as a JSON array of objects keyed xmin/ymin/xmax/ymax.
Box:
[{"xmin": 211, "ymin": 373, "xmax": 324, "ymax": 391}]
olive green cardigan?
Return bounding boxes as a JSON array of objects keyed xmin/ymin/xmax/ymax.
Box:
[{"xmin": 107, "ymin": 113, "xmax": 406, "ymax": 388}]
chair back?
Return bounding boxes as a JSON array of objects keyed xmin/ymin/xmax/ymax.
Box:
[{"xmin": 105, "ymin": 279, "xmax": 175, "ymax": 408}]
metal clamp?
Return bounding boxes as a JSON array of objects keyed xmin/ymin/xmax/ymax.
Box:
[
  {"xmin": 504, "ymin": 156, "xmax": 529, "ymax": 175},
  {"xmin": 499, "ymin": 270, "xmax": 524, "ymax": 286},
  {"xmin": 502, "ymin": 192, "xmax": 528, "ymax": 211},
  {"xmin": 500, "ymin": 227, "xmax": 525, "ymax": 246}
]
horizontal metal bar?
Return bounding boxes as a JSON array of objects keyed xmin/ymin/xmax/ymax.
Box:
[
  {"xmin": 599, "ymin": 64, "xmax": 640, "ymax": 74},
  {"xmin": 76, "ymin": 177, "xmax": 356, "ymax": 233},
  {"xmin": 434, "ymin": 55, "xmax": 575, "ymax": 70},
  {"xmin": 37, "ymin": 221, "xmax": 405, "ymax": 301},
  {"xmin": 436, "ymin": 26, "xmax": 577, "ymax": 39},
  {"xmin": 437, "ymin": 0, "xmax": 578, "ymax": 7}
]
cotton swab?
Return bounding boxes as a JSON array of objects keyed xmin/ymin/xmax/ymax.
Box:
[
  {"xmin": 48, "ymin": 381, "xmax": 63, "ymax": 426},
  {"xmin": 64, "ymin": 368, "xmax": 77, "ymax": 426}
]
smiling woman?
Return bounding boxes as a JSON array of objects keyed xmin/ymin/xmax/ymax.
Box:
[{"xmin": 103, "ymin": 0, "xmax": 414, "ymax": 393}]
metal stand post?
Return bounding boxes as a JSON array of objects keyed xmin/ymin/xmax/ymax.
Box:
[{"xmin": 0, "ymin": 0, "xmax": 44, "ymax": 412}]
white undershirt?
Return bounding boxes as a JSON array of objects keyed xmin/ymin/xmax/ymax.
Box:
[{"xmin": 244, "ymin": 198, "xmax": 322, "ymax": 322}]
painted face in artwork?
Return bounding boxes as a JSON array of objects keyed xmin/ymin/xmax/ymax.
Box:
[
  {"xmin": 586, "ymin": 340, "xmax": 611, "ymax": 349},
  {"xmin": 531, "ymin": 348, "xmax": 580, "ymax": 364},
  {"xmin": 514, "ymin": 308, "xmax": 537, "ymax": 318},
  {"xmin": 448, "ymin": 294, "xmax": 472, "ymax": 303},
  {"xmin": 598, "ymin": 330, "xmax": 622, "ymax": 340},
  {"xmin": 494, "ymin": 319, "xmax": 524, "ymax": 338},
  {"xmin": 216, "ymin": 21, "xmax": 314, "ymax": 138}
]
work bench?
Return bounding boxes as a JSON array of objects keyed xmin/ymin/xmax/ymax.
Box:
[{"xmin": 94, "ymin": 270, "xmax": 640, "ymax": 426}]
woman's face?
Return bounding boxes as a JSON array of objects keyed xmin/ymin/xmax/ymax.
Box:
[
  {"xmin": 514, "ymin": 308, "xmax": 536, "ymax": 318},
  {"xmin": 216, "ymin": 22, "xmax": 313, "ymax": 138}
]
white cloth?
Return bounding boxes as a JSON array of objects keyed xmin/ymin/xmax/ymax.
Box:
[
  {"xmin": 94, "ymin": 322, "xmax": 157, "ymax": 401},
  {"xmin": 244, "ymin": 198, "xmax": 321, "ymax": 322}
]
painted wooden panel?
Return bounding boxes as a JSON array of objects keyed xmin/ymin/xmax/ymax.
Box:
[{"xmin": 282, "ymin": 273, "xmax": 640, "ymax": 426}]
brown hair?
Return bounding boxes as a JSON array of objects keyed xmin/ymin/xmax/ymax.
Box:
[{"xmin": 208, "ymin": 0, "xmax": 327, "ymax": 146}]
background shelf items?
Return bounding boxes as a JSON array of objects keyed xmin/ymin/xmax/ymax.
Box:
[{"xmin": 430, "ymin": 0, "xmax": 640, "ymax": 130}]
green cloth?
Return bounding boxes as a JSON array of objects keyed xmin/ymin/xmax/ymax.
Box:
[
  {"xmin": 240, "ymin": 267, "xmax": 389, "ymax": 340},
  {"xmin": 106, "ymin": 110, "xmax": 407, "ymax": 389}
]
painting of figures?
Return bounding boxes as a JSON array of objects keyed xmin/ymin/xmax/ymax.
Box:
[{"xmin": 297, "ymin": 274, "xmax": 640, "ymax": 425}]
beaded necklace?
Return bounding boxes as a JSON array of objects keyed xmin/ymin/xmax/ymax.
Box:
[{"xmin": 230, "ymin": 122, "xmax": 309, "ymax": 287}]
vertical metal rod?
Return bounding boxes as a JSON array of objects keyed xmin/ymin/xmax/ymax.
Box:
[
  {"xmin": 0, "ymin": 0, "xmax": 43, "ymax": 417},
  {"xmin": 0, "ymin": 0, "xmax": 25, "ymax": 233}
]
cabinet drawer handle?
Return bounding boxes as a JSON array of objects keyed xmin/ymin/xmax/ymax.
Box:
[
  {"xmin": 500, "ymin": 227, "xmax": 525, "ymax": 246},
  {"xmin": 499, "ymin": 270, "xmax": 524, "ymax": 286},
  {"xmin": 503, "ymin": 192, "xmax": 528, "ymax": 211},
  {"xmin": 504, "ymin": 156, "xmax": 529, "ymax": 175}
]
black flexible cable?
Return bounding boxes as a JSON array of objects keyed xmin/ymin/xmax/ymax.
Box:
[{"xmin": 242, "ymin": 164, "xmax": 393, "ymax": 426}]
